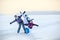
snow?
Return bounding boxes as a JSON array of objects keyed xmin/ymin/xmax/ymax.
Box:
[{"xmin": 0, "ymin": 13, "xmax": 60, "ymax": 40}]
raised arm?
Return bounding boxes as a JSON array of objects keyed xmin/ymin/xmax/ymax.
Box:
[
  {"xmin": 30, "ymin": 19, "xmax": 34, "ymax": 21},
  {"xmin": 19, "ymin": 11, "xmax": 26, "ymax": 17},
  {"xmin": 27, "ymin": 17, "xmax": 34, "ymax": 22}
]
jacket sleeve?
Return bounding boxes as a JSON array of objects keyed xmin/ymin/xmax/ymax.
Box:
[
  {"xmin": 10, "ymin": 19, "xmax": 17, "ymax": 24},
  {"xmin": 19, "ymin": 11, "xmax": 26, "ymax": 17},
  {"xmin": 27, "ymin": 17, "xmax": 34, "ymax": 22}
]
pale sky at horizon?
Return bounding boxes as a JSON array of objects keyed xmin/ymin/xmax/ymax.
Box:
[{"xmin": 0, "ymin": 0, "xmax": 60, "ymax": 14}]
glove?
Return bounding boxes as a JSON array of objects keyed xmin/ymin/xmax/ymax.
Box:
[
  {"xmin": 23, "ymin": 11, "xmax": 26, "ymax": 14},
  {"xmin": 10, "ymin": 22, "xmax": 12, "ymax": 24}
]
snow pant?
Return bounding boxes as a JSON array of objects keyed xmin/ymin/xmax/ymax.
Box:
[
  {"xmin": 24, "ymin": 24, "xmax": 38, "ymax": 26},
  {"xmin": 17, "ymin": 22, "xmax": 26, "ymax": 33},
  {"xmin": 24, "ymin": 24, "xmax": 38, "ymax": 29}
]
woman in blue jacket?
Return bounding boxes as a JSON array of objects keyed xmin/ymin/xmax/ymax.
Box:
[{"xmin": 10, "ymin": 11, "xmax": 26, "ymax": 33}]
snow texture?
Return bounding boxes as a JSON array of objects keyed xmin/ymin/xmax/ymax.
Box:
[{"xmin": 0, "ymin": 12, "xmax": 60, "ymax": 40}]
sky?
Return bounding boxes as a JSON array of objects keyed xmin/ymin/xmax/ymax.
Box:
[{"xmin": 0, "ymin": 0, "xmax": 60, "ymax": 14}]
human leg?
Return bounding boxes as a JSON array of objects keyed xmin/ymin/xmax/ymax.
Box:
[
  {"xmin": 22, "ymin": 23, "xmax": 26, "ymax": 33},
  {"xmin": 17, "ymin": 24, "xmax": 21, "ymax": 33},
  {"xmin": 33, "ymin": 24, "xmax": 39, "ymax": 26}
]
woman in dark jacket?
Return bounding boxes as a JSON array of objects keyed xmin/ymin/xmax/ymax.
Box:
[{"xmin": 10, "ymin": 11, "xmax": 26, "ymax": 33}]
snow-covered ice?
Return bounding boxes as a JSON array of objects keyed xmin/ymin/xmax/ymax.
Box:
[{"xmin": 0, "ymin": 12, "xmax": 60, "ymax": 40}]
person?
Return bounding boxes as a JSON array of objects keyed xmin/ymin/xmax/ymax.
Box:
[
  {"xmin": 10, "ymin": 11, "xmax": 26, "ymax": 33},
  {"xmin": 24, "ymin": 15, "xmax": 39, "ymax": 29}
]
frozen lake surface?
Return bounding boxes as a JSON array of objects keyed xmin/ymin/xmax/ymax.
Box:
[{"xmin": 0, "ymin": 14, "xmax": 60, "ymax": 40}]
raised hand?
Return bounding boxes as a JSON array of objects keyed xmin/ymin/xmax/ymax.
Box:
[
  {"xmin": 23, "ymin": 11, "xmax": 26, "ymax": 14},
  {"xmin": 10, "ymin": 22, "xmax": 12, "ymax": 24}
]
